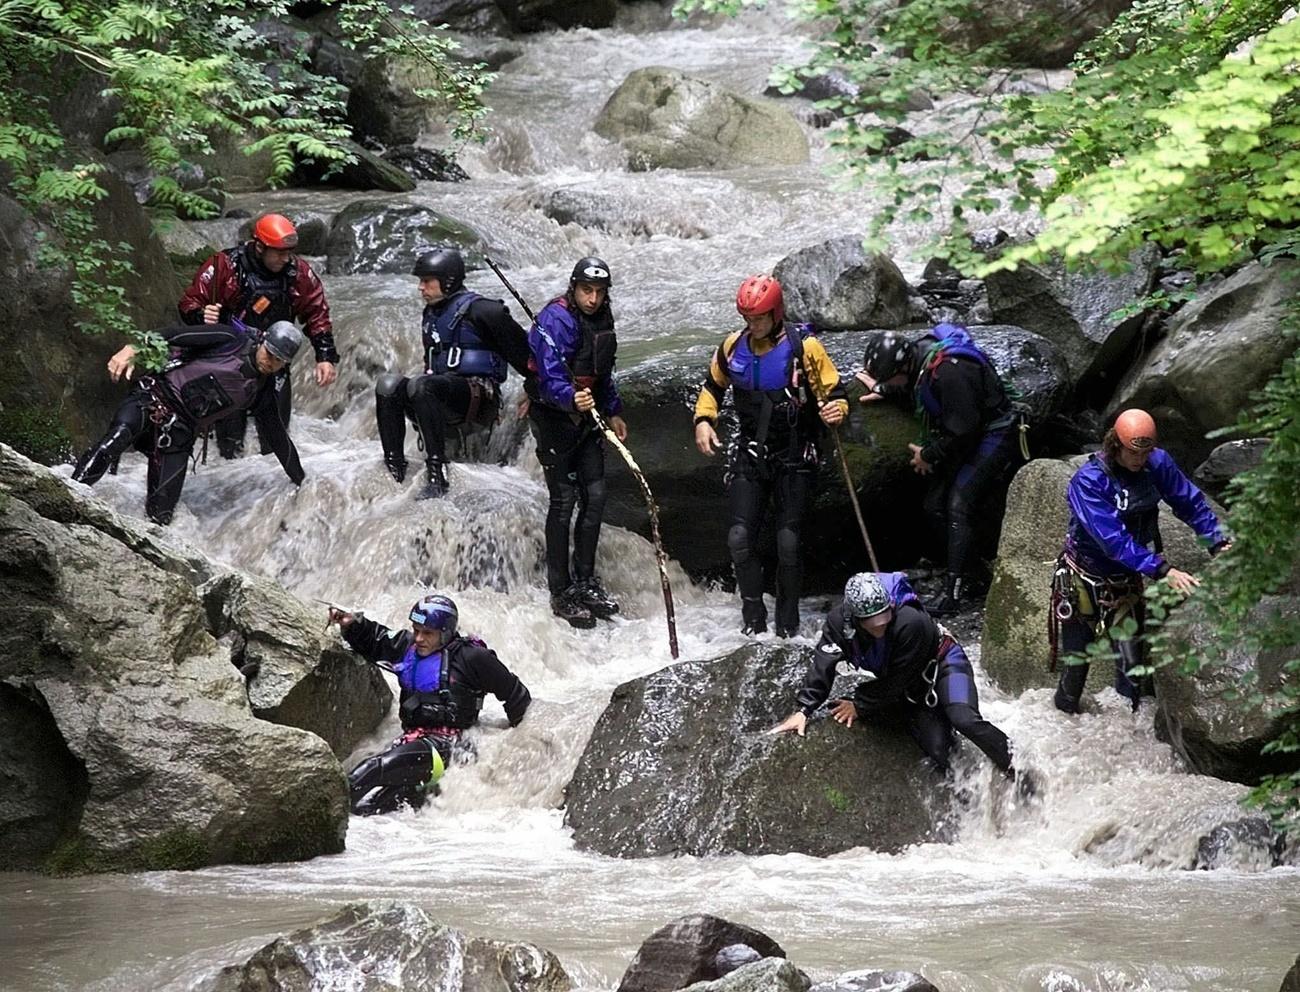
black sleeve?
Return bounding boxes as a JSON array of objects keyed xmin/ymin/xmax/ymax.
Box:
[
  {"xmin": 178, "ymin": 307, "xmax": 205, "ymax": 326},
  {"xmin": 311, "ymin": 330, "xmax": 340, "ymax": 365},
  {"xmin": 251, "ymin": 389, "xmax": 305, "ymax": 486},
  {"xmin": 462, "ymin": 642, "xmax": 532, "ymax": 726},
  {"xmin": 470, "ymin": 299, "xmax": 532, "ymax": 378},
  {"xmin": 157, "ymin": 324, "xmax": 243, "ymax": 351},
  {"xmin": 342, "ymin": 616, "xmax": 411, "ymax": 665},
  {"xmin": 885, "ymin": 606, "xmax": 940, "ymax": 687},
  {"xmin": 921, "ymin": 360, "xmax": 985, "ymax": 467},
  {"xmin": 796, "ymin": 605, "xmax": 853, "ymax": 715}
]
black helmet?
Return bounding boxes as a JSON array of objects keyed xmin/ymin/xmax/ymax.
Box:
[
  {"xmin": 409, "ymin": 594, "xmax": 458, "ymax": 639},
  {"xmin": 413, "ymin": 248, "xmax": 466, "ymax": 295},
  {"xmin": 262, "ymin": 320, "xmax": 304, "ymax": 363},
  {"xmin": 862, "ymin": 332, "xmax": 916, "ymax": 382},
  {"xmin": 570, "ymin": 256, "xmax": 612, "ymax": 288}
]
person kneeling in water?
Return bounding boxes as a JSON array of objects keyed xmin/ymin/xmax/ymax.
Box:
[
  {"xmin": 771, "ymin": 572, "xmax": 1031, "ymax": 794},
  {"xmin": 329, "ymin": 594, "xmax": 532, "ymax": 816}
]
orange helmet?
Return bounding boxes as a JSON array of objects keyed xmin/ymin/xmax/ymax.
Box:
[
  {"xmin": 1114, "ymin": 408, "xmax": 1157, "ymax": 451},
  {"xmin": 736, "ymin": 274, "xmax": 784, "ymax": 322},
  {"xmin": 252, "ymin": 213, "xmax": 298, "ymax": 250}
]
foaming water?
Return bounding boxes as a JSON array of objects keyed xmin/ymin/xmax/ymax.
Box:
[{"xmin": 9, "ymin": 11, "xmax": 1300, "ymax": 992}]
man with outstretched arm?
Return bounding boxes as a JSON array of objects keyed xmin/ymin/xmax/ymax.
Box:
[
  {"xmin": 71, "ymin": 321, "xmax": 306, "ymax": 524},
  {"xmin": 330, "ymin": 593, "xmax": 532, "ymax": 816}
]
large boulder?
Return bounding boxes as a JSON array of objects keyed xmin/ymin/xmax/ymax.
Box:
[
  {"xmin": 202, "ymin": 902, "xmax": 572, "ymax": 992},
  {"xmin": 594, "ymin": 67, "xmax": 809, "ymax": 171},
  {"xmin": 539, "ymin": 187, "xmax": 708, "ymax": 240},
  {"xmin": 296, "ymin": 138, "xmax": 417, "ymax": 193},
  {"xmin": 984, "ymin": 246, "xmax": 1160, "ymax": 389},
  {"xmin": 326, "ymin": 199, "xmax": 488, "ymax": 274},
  {"xmin": 611, "ymin": 326, "xmax": 1068, "ymax": 585},
  {"xmin": 680, "ymin": 959, "xmax": 809, "ymax": 992},
  {"xmin": 1193, "ymin": 438, "xmax": 1270, "ymax": 502},
  {"xmin": 980, "ymin": 456, "xmax": 1220, "ymax": 696},
  {"xmin": 940, "ymin": 0, "xmax": 1135, "ymax": 69},
  {"xmin": 564, "ymin": 644, "xmax": 942, "ymax": 857},
  {"xmin": 0, "ymin": 446, "xmax": 356, "ymax": 872},
  {"xmin": 499, "ymin": 0, "xmax": 618, "ymax": 31},
  {"xmin": 617, "ymin": 915, "xmax": 786, "ymax": 992},
  {"xmin": 1111, "ymin": 261, "xmax": 1300, "ymax": 467},
  {"xmin": 0, "ymin": 177, "xmax": 181, "ymax": 462},
  {"xmin": 773, "ymin": 238, "xmax": 912, "ymax": 330},
  {"xmin": 1154, "ymin": 594, "xmax": 1300, "ymax": 784},
  {"xmin": 201, "ymin": 573, "xmax": 391, "ymax": 758}
]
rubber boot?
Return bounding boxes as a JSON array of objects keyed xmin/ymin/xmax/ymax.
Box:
[
  {"xmin": 71, "ymin": 424, "xmax": 133, "ymax": 487},
  {"xmin": 415, "ymin": 459, "xmax": 449, "ymax": 500},
  {"xmin": 930, "ymin": 573, "xmax": 965, "ymax": 617},
  {"xmin": 574, "ymin": 576, "xmax": 619, "ymax": 620},
  {"xmin": 741, "ymin": 597, "xmax": 767, "ymax": 636},
  {"xmin": 384, "ymin": 453, "xmax": 408, "ymax": 484},
  {"xmin": 551, "ymin": 585, "xmax": 597, "ymax": 629},
  {"xmin": 376, "ymin": 389, "xmax": 409, "ymax": 484}
]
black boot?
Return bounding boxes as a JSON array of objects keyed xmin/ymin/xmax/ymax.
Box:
[
  {"xmin": 71, "ymin": 424, "xmax": 133, "ymax": 487},
  {"xmin": 415, "ymin": 459, "xmax": 448, "ymax": 500},
  {"xmin": 741, "ymin": 597, "xmax": 767, "ymax": 636},
  {"xmin": 551, "ymin": 585, "xmax": 597, "ymax": 629},
  {"xmin": 574, "ymin": 576, "xmax": 619, "ymax": 620},
  {"xmin": 384, "ymin": 453, "xmax": 408, "ymax": 484},
  {"xmin": 930, "ymin": 573, "xmax": 965, "ymax": 617}
]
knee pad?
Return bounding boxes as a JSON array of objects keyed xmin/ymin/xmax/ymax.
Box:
[
  {"xmin": 376, "ymin": 374, "xmax": 407, "ymax": 399},
  {"xmin": 727, "ymin": 524, "xmax": 752, "ymax": 559},
  {"xmin": 775, "ymin": 527, "xmax": 800, "ymax": 565},
  {"xmin": 582, "ymin": 478, "xmax": 608, "ymax": 513}
]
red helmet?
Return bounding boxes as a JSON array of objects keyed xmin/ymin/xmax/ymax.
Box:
[
  {"xmin": 736, "ymin": 274, "xmax": 784, "ymax": 322},
  {"xmin": 1114, "ymin": 408, "xmax": 1157, "ymax": 451},
  {"xmin": 252, "ymin": 213, "xmax": 298, "ymax": 250}
]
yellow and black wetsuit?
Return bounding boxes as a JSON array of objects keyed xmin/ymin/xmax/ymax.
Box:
[{"xmin": 693, "ymin": 324, "xmax": 848, "ymax": 636}]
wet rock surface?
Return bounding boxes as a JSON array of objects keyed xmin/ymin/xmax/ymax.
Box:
[
  {"xmin": 0, "ymin": 446, "xmax": 377, "ymax": 872},
  {"xmin": 203, "ymin": 902, "xmax": 572, "ymax": 992},
  {"xmin": 565, "ymin": 643, "xmax": 942, "ymax": 858},
  {"xmin": 595, "ymin": 67, "xmax": 809, "ymax": 170}
]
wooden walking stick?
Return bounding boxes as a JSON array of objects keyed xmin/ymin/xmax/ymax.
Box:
[{"xmin": 483, "ymin": 255, "xmax": 679, "ymax": 658}]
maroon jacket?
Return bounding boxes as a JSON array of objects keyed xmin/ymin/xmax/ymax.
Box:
[{"xmin": 178, "ymin": 243, "xmax": 338, "ymax": 363}]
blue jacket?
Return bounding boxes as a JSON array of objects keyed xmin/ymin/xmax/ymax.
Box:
[
  {"xmin": 1065, "ymin": 448, "xmax": 1226, "ymax": 578},
  {"xmin": 527, "ymin": 298, "xmax": 622, "ymax": 416}
]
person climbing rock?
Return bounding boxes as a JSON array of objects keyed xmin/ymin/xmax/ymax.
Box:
[
  {"xmin": 375, "ymin": 247, "xmax": 531, "ymax": 499},
  {"xmin": 71, "ymin": 321, "xmax": 306, "ymax": 525},
  {"xmin": 771, "ymin": 571, "xmax": 1031, "ymax": 793},
  {"xmin": 526, "ymin": 256, "xmax": 628, "ymax": 629},
  {"xmin": 330, "ymin": 593, "xmax": 532, "ymax": 816},
  {"xmin": 177, "ymin": 212, "xmax": 338, "ymax": 458},
  {"xmin": 694, "ymin": 274, "xmax": 848, "ymax": 637},
  {"xmin": 859, "ymin": 324, "xmax": 1023, "ymax": 615},
  {"xmin": 1050, "ymin": 408, "xmax": 1230, "ymax": 714}
]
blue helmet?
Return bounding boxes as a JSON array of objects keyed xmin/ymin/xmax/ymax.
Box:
[{"xmin": 410, "ymin": 594, "xmax": 458, "ymax": 638}]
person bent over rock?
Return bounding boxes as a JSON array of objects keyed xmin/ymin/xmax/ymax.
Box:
[
  {"xmin": 71, "ymin": 321, "xmax": 306, "ymax": 525},
  {"xmin": 772, "ymin": 571, "xmax": 1031, "ymax": 794},
  {"xmin": 329, "ymin": 594, "xmax": 531, "ymax": 816}
]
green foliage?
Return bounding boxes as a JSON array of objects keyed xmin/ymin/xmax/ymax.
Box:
[
  {"xmin": 823, "ymin": 786, "xmax": 851, "ymax": 812},
  {"xmin": 0, "ymin": 0, "xmax": 489, "ymax": 360}
]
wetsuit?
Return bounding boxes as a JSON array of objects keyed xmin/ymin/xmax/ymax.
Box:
[
  {"xmin": 376, "ymin": 291, "xmax": 530, "ymax": 475},
  {"xmin": 71, "ymin": 325, "xmax": 303, "ymax": 524},
  {"xmin": 1051, "ymin": 449, "xmax": 1227, "ymax": 713},
  {"xmin": 341, "ymin": 616, "xmax": 531, "ymax": 816},
  {"xmin": 178, "ymin": 243, "xmax": 336, "ymax": 457},
  {"xmin": 694, "ymin": 324, "xmax": 848, "ymax": 635},
  {"xmin": 526, "ymin": 294, "xmax": 621, "ymax": 602},
  {"xmin": 911, "ymin": 326, "xmax": 1020, "ymax": 606},
  {"xmin": 800, "ymin": 597, "xmax": 1013, "ymax": 774}
]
